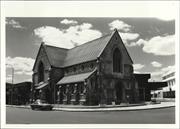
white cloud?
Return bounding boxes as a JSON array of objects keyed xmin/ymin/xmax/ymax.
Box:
[
  {"xmin": 34, "ymin": 26, "xmax": 73, "ymax": 48},
  {"xmin": 34, "ymin": 23, "xmax": 102, "ymax": 49},
  {"xmin": 6, "ymin": 75, "xmax": 13, "ymax": 82},
  {"xmin": 136, "ymin": 39, "xmax": 146, "ymax": 46},
  {"xmin": 161, "ymin": 65, "xmax": 175, "ymax": 75},
  {"xmin": 26, "ymin": 78, "xmax": 32, "ymax": 82},
  {"xmin": 109, "ymin": 20, "xmax": 132, "ymax": 32},
  {"xmin": 108, "ymin": 20, "xmax": 140, "ymax": 47},
  {"xmin": 6, "ymin": 57, "xmax": 35, "ymax": 76},
  {"xmin": 120, "ymin": 33, "xmax": 139, "ymax": 41},
  {"xmin": 151, "ymin": 61, "xmax": 162, "ymax": 68},
  {"xmin": 133, "ymin": 64, "xmax": 145, "ymax": 70},
  {"xmin": 134, "ymin": 71, "xmax": 140, "ymax": 74},
  {"xmin": 119, "ymin": 32, "xmax": 140, "ymax": 46},
  {"xmin": 6, "ymin": 19, "xmax": 26, "ymax": 29},
  {"xmin": 150, "ymin": 65, "xmax": 175, "ymax": 81},
  {"xmin": 60, "ymin": 19, "xmax": 78, "ymax": 25},
  {"xmin": 149, "ymin": 71, "xmax": 163, "ymax": 81},
  {"xmin": 136, "ymin": 35, "xmax": 175, "ymax": 56}
]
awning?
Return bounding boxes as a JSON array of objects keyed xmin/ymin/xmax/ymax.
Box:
[
  {"xmin": 35, "ymin": 82, "xmax": 48, "ymax": 90},
  {"xmin": 57, "ymin": 69, "xmax": 96, "ymax": 85}
]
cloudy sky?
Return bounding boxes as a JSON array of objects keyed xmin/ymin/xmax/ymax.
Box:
[{"xmin": 6, "ymin": 17, "xmax": 175, "ymax": 83}]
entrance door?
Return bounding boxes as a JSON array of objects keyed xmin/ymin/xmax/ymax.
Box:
[{"xmin": 115, "ymin": 81, "xmax": 123, "ymax": 104}]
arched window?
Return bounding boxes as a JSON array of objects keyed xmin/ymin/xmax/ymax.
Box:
[
  {"xmin": 113, "ymin": 48, "xmax": 121, "ymax": 72},
  {"xmin": 38, "ymin": 61, "xmax": 44, "ymax": 82}
]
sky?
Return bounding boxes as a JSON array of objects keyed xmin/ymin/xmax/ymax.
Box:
[{"xmin": 5, "ymin": 17, "xmax": 175, "ymax": 83}]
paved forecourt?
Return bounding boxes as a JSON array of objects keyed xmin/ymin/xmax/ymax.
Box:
[{"xmin": 6, "ymin": 106, "xmax": 175, "ymax": 124}]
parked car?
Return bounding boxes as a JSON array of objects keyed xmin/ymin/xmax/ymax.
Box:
[
  {"xmin": 30, "ymin": 99, "xmax": 53, "ymax": 110},
  {"xmin": 151, "ymin": 98, "xmax": 161, "ymax": 104}
]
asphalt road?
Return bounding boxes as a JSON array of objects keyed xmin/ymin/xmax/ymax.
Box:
[{"xmin": 6, "ymin": 107, "xmax": 175, "ymax": 124}]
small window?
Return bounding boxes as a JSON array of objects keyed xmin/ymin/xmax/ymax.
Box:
[
  {"xmin": 90, "ymin": 63, "xmax": 94, "ymax": 69},
  {"xmin": 81, "ymin": 65, "xmax": 84, "ymax": 71},
  {"xmin": 73, "ymin": 67, "xmax": 76, "ymax": 72}
]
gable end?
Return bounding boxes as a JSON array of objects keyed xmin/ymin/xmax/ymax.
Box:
[{"xmin": 32, "ymin": 43, "xmax": 51, "ymax": 71}]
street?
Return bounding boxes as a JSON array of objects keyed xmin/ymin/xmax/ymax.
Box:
[{"xmin": 6, "ymin": 107, "xmax": 175, "ymax": 124}]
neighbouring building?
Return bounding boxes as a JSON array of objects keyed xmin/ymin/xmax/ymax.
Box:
[
  {"xmin": 32, "ymin": 29, "xmax": 164, "ymax": 105},
  {"xmin": 134, "ymin": 74, "xmax": 151, "ymax": 101},
  {"xmin": 6, "ymin": 82, "xmax": 32, "ymax": 105},
  {"xmin": 162, "ymin": 71, "xmax": 175, "ymax": 98},
  {"xmin": 151, "ymin": 71, "xmax": 175, "ymax": 99}
]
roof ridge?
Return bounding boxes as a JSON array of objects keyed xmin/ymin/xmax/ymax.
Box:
[
  {"xmin": 42, "ymin": 43, "xmax": 53, "ymax": 66},
  {"xmin": 69, "ymin": 33, "xmax": 112, "ymax": 50},
  {"xmin": 43, "ymin": 31, "xmax": 113, "ymax": 51},
  {"xmin": 97, "ymin": 29, "xmax": 118, "ymax": 58},
  {"xmin": 44, "ymin": 44, "xmax": 69, "ymax": 50}
]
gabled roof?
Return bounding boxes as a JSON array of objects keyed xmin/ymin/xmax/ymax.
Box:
[
  {"xmin": 63, "ymin": 33, "xmax": 113, "ymax": 67},
  {"xmin": 34, "ymin": 29, "xmax": 133, "ymax": 68},
  {"xmin": 44, "ymin": 45, "xmax": 68, "ymax": 67},
  {"xmin": 32, "ymin": 43, "xmax": 68, "ymax": 70}
]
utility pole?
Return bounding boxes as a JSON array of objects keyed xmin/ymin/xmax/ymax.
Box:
[
  {"xmin": 6, "ymin": 64, "xmax": 14, "ymax": 105},
  {"xmin": 11, "ymin": 66, "xmax": 14, "ymax": 105}
]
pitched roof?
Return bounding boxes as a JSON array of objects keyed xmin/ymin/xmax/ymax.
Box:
[
  {"xmin": 63, "ymin": 33, "xmax": 112, "ymax": 67},
  {"xmin": 57, "ymin": 69, "xmax": 96, "ymax": 85},
  {"xmin": 41, "ymin": 29, "xmax": 132, "ymax": 68},
  {"xmin": 44, "ymin": 45, "xmax": 68, "ymax": 67},
  {"xmin": 42, "ymin": 32, "xmax": 113, "ymax": 68}
]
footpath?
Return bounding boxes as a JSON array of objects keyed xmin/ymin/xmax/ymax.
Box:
[{"xmin": 6, "ymin": 101, "xmax": 175, "ymax": 112}]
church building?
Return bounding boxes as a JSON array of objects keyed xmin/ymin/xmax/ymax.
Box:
[{"xmin": 32, "ymin": 29, "xmax": 148, "ymax": 105}]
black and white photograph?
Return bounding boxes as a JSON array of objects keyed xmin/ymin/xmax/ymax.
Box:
[{"xmin": 1, "ymin": 1, "xmax": 179, "ymax": 129}]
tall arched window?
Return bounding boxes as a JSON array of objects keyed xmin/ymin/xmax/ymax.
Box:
[
  {"xmin": 38, "ymin": 61, "xmax": 44, "ymax": 82},
  {"xmin": 113, "ymin": 48, "xmax": 121, "ymax": 72}
]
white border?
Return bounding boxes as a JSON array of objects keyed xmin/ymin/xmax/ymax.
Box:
[{"xmin": 1, "ymin": 1, "xmax": 179, "ymax": 129}]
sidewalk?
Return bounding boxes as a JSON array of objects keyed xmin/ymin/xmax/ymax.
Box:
[
  {"xmin": 6, "ymin": 102, "xmax": 175, "ymax": 112},
  {"xmin": 53, "ymin": 102, "xmax": 175, "ymax": 112}
]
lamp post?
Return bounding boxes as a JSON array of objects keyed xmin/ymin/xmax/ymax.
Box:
[{"xmin": 6, "ymin": 64, "xmax": 14, "ymax": 105}]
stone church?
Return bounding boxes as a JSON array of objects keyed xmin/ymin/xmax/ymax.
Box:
[{"xmin": 32, "ymin": 29, "xmax": 149, "ymax": 105}]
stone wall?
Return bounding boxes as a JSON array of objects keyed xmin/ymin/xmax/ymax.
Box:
[
  {"xmin": 97, "ymin": 31, "xmax": 137, "ymax": 104},
  {"xmin": 33, "ymin": 46, "xmax": 51, "ymax": 85},
  {"xmin": 51, "ymin": 67, "xmax": 64, "ymax": 103},
  {"xmin": 32, "ymin": 45, "xmax": 64, "ymax": 104},
  {"xmin": 64, "ymin": 61, "xmax": 97, "ymax": 76}
]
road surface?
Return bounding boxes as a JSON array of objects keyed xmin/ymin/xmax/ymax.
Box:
[{"xmin": 6, "ymin": 107, "xmax": 175, "ymax": 124}]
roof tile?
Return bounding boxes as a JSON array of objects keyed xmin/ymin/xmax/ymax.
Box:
[
  {"xmin": 44, "ymin": 33, "xmax": 112, "ymax": 68},
  {"xmin": 57, "ymin": 69, "xmax": 96, "ymax": 85},
  {"xmin": 43, "ymin": 30, "xmax": 132, "ymax": 68},
  {"xmin": 63, "ymin": 34, "xmax": 112, "ymax": 67}
]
